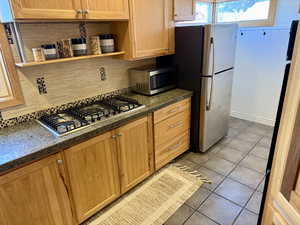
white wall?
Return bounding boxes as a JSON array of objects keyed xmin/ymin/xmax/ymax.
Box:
[{"xmin": 230, "ymin": 0, "xmax": 300, "ymax": 126}]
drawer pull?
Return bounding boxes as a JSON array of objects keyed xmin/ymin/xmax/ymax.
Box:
[
  {"xmin": 169, "ymin": 121, "xmax": 183, "ymax": 129},
  {"xmin": 168, "ymin": 107, "xmax": 180, "ymax": 114},
  {"xmin": 168, "ymin": 142, "xmax": 182, "ymax": 151}
]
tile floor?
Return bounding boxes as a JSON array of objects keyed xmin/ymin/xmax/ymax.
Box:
[{"xmin": 164, "ymin": 117, "xmax": 274, "ymax": 225}]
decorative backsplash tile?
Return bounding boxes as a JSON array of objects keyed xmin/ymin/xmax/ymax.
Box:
[{"xmin": 36, "ymin": 77, "xmax": 47, "ymax": 95}]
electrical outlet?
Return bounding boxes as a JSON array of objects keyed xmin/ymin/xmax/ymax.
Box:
[{"xmin": 98, "ymin": 67, "xmax": 107, "ymax": 81}]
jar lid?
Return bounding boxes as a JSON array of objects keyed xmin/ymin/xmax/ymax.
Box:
[
  {"xmin": 71, "ymin": 38, "xmax": 87, "ymax": 44},
  {"xmin": 41, "ymin": 44, "xmax": 56, "ymax": 49},
  {"xmin": 100, "ymin": 34, "xmax": 114, "ymax": 39}
]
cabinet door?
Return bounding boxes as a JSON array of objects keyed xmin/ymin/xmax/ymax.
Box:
[
  {"xmin": 174, "ymin": 0, "xmax": 195, "ymax": 21},
  {"xmin": 10, "ymin": 0, "xmax": 82, "ymax": 20},
  {"xmin": 82, "ymin": 0, "xmax": 129, "ymax": 20},
  {"xmin": 63, "ymin": 131, "xmax": 120, "ymax": 223},
  {"xmin": 130, "ymin": 0, "xmax": 170, "ymax": 59},
  {"xmin": 0, "ymin": 154, "xmax": 73, "ymax": 225},
  {"xmin": 116, "ymin": 116, "xmax": 154, "ymax": 193}
]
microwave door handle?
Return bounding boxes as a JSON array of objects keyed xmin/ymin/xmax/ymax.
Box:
[{"xmin": 206, "ymin": 37, "xmax": 215, "ymax": 111}]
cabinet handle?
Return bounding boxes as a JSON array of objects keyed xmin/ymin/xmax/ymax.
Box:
[
  {"xmin": 82, "ymin": 10, "xmax": 89, "ymax": 15},
  {"xmin": 169, "ymin": 121, "xmax": 183, "ymax": 129},
  {"xmin": 76, "ymin": 9, "xmax": 83, "ymax": 15},
  {"xmin": 168, "ymin": 107, "xmax": 180, "ymax": 114},
  {"xmin": 57, "ymin": 159, "xmax": 63, "ymax": 164},
  {"xmin": 112, "ymin": 135, "xmax": 117, "ymax": 139},
  {"xmin": 168, "ymin": 142, "xmax": 182, "ymax": 151}
]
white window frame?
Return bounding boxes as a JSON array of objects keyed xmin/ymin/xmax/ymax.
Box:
[{"xmin": 196, "ymin": 0, "xmax": 278, "ymax": 27}]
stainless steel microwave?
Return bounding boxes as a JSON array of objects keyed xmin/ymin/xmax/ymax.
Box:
[{"xmin": 129, "ymin": 65, "xmax": 176, "ymax": 96}]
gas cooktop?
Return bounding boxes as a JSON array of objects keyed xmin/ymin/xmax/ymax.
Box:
[{"xmin": 37, "ymin": 95, "xmax": 145, "ymax": 136}]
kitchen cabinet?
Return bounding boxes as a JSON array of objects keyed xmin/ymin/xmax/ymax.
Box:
[
  {"xmin": 0, "ymin": 154, "xmax": 73, "ymax": 225},
  {"xmin": 154, "ymin": 98, "xmax": 191, "ymax": 169},
  {"xmin": 116, "ymin": 115, "xmax": 154, "ymax": 193},
  {"xmin": 7, "ymin": 0, "xmax": 129, "ymax": 20},
  {"xmin": 174, "ymin": 0, "xmax": 195, "ymax": 21},
  {"xmin": 114, "ymin": 0, "xmax": 174, "ymax": 59},
  {"xmin": 9, "ymin": 0, "xmax": 82, "ymax": 20},
  {"xmin": 63, "ymin": 131, "xmax": 120, "ymax": 223},
  {"xmin": 82, "ymin": 0, "xmax": 129, "ymax": 20}
]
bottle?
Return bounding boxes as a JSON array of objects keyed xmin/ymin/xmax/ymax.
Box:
[
  {"xmin": 71, "ymin": 38, "xmax": 88, "ymax": 56},
  {"xmin": 100, "ymin": 34, "xmax": 115, "ymax": 53}
]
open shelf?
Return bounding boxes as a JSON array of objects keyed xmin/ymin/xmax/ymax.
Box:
[{"xmin": 15, "ymin": 51, "xmax": 126, "ymax": 68}]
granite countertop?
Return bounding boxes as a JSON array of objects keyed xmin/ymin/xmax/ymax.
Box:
[{"xmin": 0, "ymin": 89, "xmax": 193, "ymax": 174}]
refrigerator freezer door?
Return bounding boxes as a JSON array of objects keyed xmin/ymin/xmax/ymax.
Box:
[
  {"xmin": 203, "ymin": 24, "xmax": 238, "ymax": 75},
  {"xmin": 200, "ymin": 69, "xmax": 234, "ymax": 152}
]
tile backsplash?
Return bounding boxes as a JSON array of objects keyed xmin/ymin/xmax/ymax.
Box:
[{"xmin": 1, "ymin": 23, "xmax": 154, "ymax": 121}]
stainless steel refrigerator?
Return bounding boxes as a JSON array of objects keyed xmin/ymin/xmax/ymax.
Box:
[{"xmin": 175, "ymin": 24, "xmax": 238, "ymax": 152}]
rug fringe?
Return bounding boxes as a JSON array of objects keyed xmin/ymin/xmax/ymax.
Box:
[{"xmin": 172, "ymin": 163, "xmax": 212, "ymax": 184}]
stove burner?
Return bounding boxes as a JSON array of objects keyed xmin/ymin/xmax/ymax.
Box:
[{"xmin": 38, "ymin": 95, "xmax": 144, "ymax": 136}]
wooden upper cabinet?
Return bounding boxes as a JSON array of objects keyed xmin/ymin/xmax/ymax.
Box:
[
  {"xmin": 129, "ymin": 0, "xmax": 171, "ymax": 59},
  {"xmin": 0, "ymin": 154, "xmax": 73, "ymax": 225},
  {"xmin": 116, "ymin": 116, "xmax": 154, "ymax": 193},
  {"xmin": 63, "ymin": 131, "xmax": 120, "ymax": 223},
  {"xmin": 174, "ymin": 0, "xmax": 195, "ymax": 21},
  {"xmin": 9, "ymin": 0, "xmax": 82, "ymax": 20},
  {"xmin": 82, "ymin": 0, "xmax": 129, "ymax": 20}
]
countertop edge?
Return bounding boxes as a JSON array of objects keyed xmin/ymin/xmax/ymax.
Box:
[{"xmin": 0, "ymin": 91, "xmax": 193, "ymax": 175}]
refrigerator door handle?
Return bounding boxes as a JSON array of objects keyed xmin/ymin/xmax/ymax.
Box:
[{"xmin": 206, "ymin": 37, "xmax": 215, "ymax": 111}]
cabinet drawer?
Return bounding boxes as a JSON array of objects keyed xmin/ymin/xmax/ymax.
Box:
[
  {"xmin": 154, "ymin": 109, "xmax": 190, "ymax": 147},
  {"xmin": 155, "ymin": 131, "xmax": 190, "ymax": 169},
  {"xmin": 154, "ymin": 98, "xmax": 191, "ymax": 124}
]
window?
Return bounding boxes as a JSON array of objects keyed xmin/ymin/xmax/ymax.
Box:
[
  {"xmin": 216, "ymin": 0, "xmax": 277, "ymax": 26},
  {"xmin": 0, "ymin": 24, "xmax": 23, "ymax": 109},
  {"xmin": 189, "ymin": 0, "xmax": 277, "ymax": 27},
  {"xmin": 195, "ymin": 1, "xmax": 213, "ymax": 24}
]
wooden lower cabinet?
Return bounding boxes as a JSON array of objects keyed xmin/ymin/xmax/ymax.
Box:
[
  {"xmin": 63, "ymin": 131, "xmax": 121, "ymax": 223},
  {"xmin": 116, "ymin": 115, "xmax": 154, "ymax": 193},
  {"xmin": 0, "ymin": 154, "xmax": 73, "ymax": 225}
]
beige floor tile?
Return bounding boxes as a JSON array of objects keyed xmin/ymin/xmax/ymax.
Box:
[
  {"xmin": 258, "ymin": 137, "xmax": 273, "ymax": 148},
  {"xmin": 227, "ymin": 128, "xmax": 240, "ymax": 138},
  {"xmin": 233, "ymin": 209, "xmax": 258, "ymax": 225},
  {"xmin": 228, "ymin": 166, "xmax": 264, "ymax": 189},
  {"xmin": 236, "ymin": 132, "xmax": 262, "ymax": 144},
  {"xmin": 176, "ymin": 159, "xmax": 200, "ymax": 170},
  {"xmin": 246, "ymin": 125, "xmax": 269, "ymax": 136},
  {"xmin": 215, "ymin": 178, "xmax": 255, "ymax": 206},
  {"xmin": 164, "ymin": 204, "xmax": 194, "ymax": 225},
  {"xmin": 250, "ymin": 145, "xmax": 270, "ymax": 160},
  {"xmin": 227, "ymin": 139, "xmax": 256, "ymax": 153},
  {"xmin": 216, "ymin": 147, "xmax": 246, "ymax": 164},
  {"xmin": 218, "ymin": 137, "xmax": 234, "ymax": 146},
  {"xmin": 202, "ymin": 157, "xmax": 236, "ymax": 176},
  {"xmin": 182, "ymin": 152, "xmax": 211, "ymax": 166},
  {"xmin": 198, "ymin": 193, "xmax": 242, "ymax": 225},
  {"xmin": 185, "ymin": 187, "xmax": 211, "ymax": 210},
  {"xmin": 184, "ymin": 212, "xmax": 218, "ymax": 225},
  {"xmin": 246, "ymin": 191, "xmax": 263, "ymax": 214},
  {"xmin": 239, "ymin": 155, "xmax": 267, "ymax": 174},
  {"xmin": 257, "ymin": 178, "xmax": 266, "ymax": 193},
  {"xmin": 196, "ymin": 167, "xmax": 225, "ymax": 191}
]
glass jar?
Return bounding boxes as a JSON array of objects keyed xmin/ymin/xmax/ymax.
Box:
[
  {"xmin": 100, "ymin": 34, "xmax": 115, "ymax": 53},
  {"xmin": 71, "ymin": 38, "xmax": 88, "ymax": 56},
  {"xmin": 41, "ymin": 44, "xmax": 58, "ymax": 60}
]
